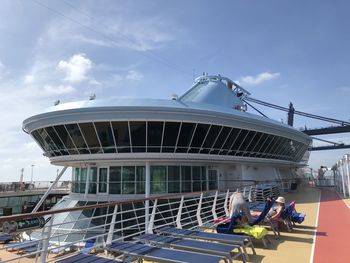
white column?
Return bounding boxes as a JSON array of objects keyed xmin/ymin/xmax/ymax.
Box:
[
  {"xmin": 84, "ymin": 165, "xmax": 90, "ymax": 198},
  {"xmin": 145, "ymin": 162, "xmax": 150, "ymax": 233},
  {"xmin": 339, "ymin": 160, "xmax": 346, "ymax": 196},
  {"xmin": 345, "ymin": 155, "xmax": 350, "ymax": 197}
]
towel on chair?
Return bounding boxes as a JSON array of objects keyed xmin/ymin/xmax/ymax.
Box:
[{"xmin": 233, "ymin": 224, "xmax": 268, "ymax": 239}]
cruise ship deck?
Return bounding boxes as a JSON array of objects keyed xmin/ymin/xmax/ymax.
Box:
[{"xmin": 0, "ymin": 182, "xmax": 348, "ymax": 263}]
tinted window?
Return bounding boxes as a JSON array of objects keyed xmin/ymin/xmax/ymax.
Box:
[
  {"xmin": 54, "ymin": 125, "xmax": 78, "ymax": 154},
  {"xmin": 111, "ymin": 122, "xmax": 131, "ymax": 153},
  {"xmin": 245, "ymin": 132, "xmax": 261, "ymax": 152},
  {"xmin": 45, "ymin": 127, "xmax": 68, "ymax": 155},
  {"xmin": 221, "ymin": 128, "xmax": 240, "ymax": 154},
  {"xmin": 229, "ymin": 129, "xmax": 247, "ymax": 155},
  {"xmin": 94, "ymin": 122, "xmax": 116, "ymax": 153},
  {"xmin": 122, "ymin": 166, "xmax": 135, "ymax": 194},
  {"xmin": 79, "ymin": 123, "xmax": 102, "ymax": 154},
  {"xmin": 200, "ymin": 125, "xmax": 221, "ymax": 154},
  {"xmin": 151, "ymin": 166, "xmax": 167, "ymax": 194},
  {"xmin": 162, "ymin": 122, "xmax": 181, "ymax": 153},
  {"xmin": 147, "ymin": 122, "xmax": 164, "ymax": 152},
  {"xmin": 189, "ymin": 124, "xmax": 210, "ymax": 153},
  {"xmin": 238, "ymin": 131, "xmax": 256, "ymax": 155},
  {"xmin": 181, "ymin": 166, "xmax": 192, "ymax": 192},
  {"xmin": 36, "ymin": 128, "xmax": 59, "ymax": 156},
  {"xmin": 130, "ymin": 121, "xmax": 146, "ymax": 152},
  {"xmin": 31, "ymin": 130, "xmax": 50, "ymax": 152},
  {"xmin": 211, "ymin": 127, "xmax": 231, "ymax": 154},
  {"xmin": 176, "ymin": 123, "xmax": 196, "ymax": 153},
  {"xmin": 65, "ymin": 124, "xmax": 89, "ymax": 154}
]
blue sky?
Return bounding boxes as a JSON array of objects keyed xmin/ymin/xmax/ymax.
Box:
[{"xmin": 0, "ymin": 0, "xmax": 349, "ymax": 181}]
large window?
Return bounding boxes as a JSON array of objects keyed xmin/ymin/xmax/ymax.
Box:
[
  {"xmin": 32, "ymin": 121, "xmax": 309, "ymax": 163},
  {"xmin": 72, "ymin": 165, "xmax": 210, "ymax": 194}
]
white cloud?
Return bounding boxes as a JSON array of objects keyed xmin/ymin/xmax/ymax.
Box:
[
  {"xmin": 43, "ymin": 84, "xmax": 75, "ymax": 96},
  {"xmin": 57, "ymin": 53, "xmax": 92, "ymax": 83},
  {"xmin": 23, "ymin": 74, "xmax": 34, "ymax": 84},
  {"xmin": 238, "ymin": 72, "xmax": 280, "ymax": 86},
  {"xmin": 126, "ymin": 70, "xmax": 143, "ymax": 81},
  {"xmin": 0, "ymin": 60, "xmax": 9, "ymax": 80}
]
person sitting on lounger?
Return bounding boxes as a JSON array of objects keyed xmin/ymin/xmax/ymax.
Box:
[{"xmin": 251, "ymin": 196, "xmax": 285, "ymax": 221}]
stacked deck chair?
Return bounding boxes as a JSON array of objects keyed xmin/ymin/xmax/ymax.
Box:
[
  {"xmin": 0, "ymin": 233, "xmax": 13, "ymax": 244},
  {"xmin": 134, "ymin": 233, "xmax": 246, "ymax": 262},
  {"xmin": 55, "ymin": 253, "xmax": 124, "ymax": 263},
  {"xmin": 106, "ymin": 241, "xmax": 225, "ymax": 263},
  {"xmin": 155, "ymin": 226, "xmax": 256, "ymax": 260},
  {"xmin": 5, "ymin": 240, "xmax": 41, "ymax": 254}
]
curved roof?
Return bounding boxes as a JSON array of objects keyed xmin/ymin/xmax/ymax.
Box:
[{"xmin": 23, "ymin": 97, "xmax": 310, "ymax": 143}]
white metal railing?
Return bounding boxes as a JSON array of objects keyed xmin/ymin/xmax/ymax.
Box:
[{"xmin": 0, "ymin": 181, "xmax": 285, "ymax": 262}]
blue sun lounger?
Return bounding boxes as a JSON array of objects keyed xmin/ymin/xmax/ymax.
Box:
[
  {"xmin": 106, "ymin": 241, "xmax": 224, "ymax": 263},
  {"xmin": 56, "ymin": 253, "xmax": 122, "ymax": 263},
  {"xmin": 5, "ymin": 240, "xmax": 39, "ymax": 252},
  {"xmin": 134, "ymin": 233, "xmax": 245, "ymax": 262},
  {"xmin": 0, "ymin": 233, "xmax": 13, "ymax": 244},
  {"xmin": 155, "ymin": 226, "xmax": 256, "ymax": 260}
]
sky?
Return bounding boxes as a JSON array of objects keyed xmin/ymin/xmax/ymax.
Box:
[{"xmin": 0, "ymin": 0, "xmax": 349, "ymax": 182}]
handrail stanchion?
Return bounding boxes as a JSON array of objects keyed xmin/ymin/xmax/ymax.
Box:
[
  {"xmin": 224, "ymin": 189, "xmax": 230, "ymax": 217},
  {"xmin": 106, "ymin": 205, "xmax": 118, "ymax": 245},
  {"xmin": 176, "ymin": 196, "xmax": 184, "ymax": 229},
  {"xmin": 147, "ymin": 199, "xmax": 157, "ymax": 234},
  {"xmin": 40, "ymin": 214, "xmax": 54, "ymax": 263},
  {"xmin": 211, "ymin": 191, "xmax": 218, "ymax": 220},
  {"xmin": 145, "ymin": 162, "xmax": 150, "ymax": 232},
  {"xmin": 196, "ymin": 193, "xmax": 203, "ymax": 226}
]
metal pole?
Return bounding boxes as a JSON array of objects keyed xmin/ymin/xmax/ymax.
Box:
[
  {"xmin": 31, "ymin": 164, "xmax": 34, "ymax": 184},
  {"xmin": 145, "ymin": 162, "xmax": 150, "ymax": 233},
  {"xmin": 33, "ymin": 166, "xmax": 68, "ymax": 213}
]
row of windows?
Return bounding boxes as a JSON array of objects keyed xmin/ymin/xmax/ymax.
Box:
[
  {"xmin": 31, "ymin": 121, "xmax": 308, "ymax": 162},
  {"xmin": 72, "ymin": 165, "xmax": 218, "ymax": 195}
]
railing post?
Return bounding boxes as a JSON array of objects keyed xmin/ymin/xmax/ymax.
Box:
[
  {"xmin": 40, "ymin": 214, "xmax": 54, "ymax": 263},
  {"xmin": 176, "ymin": 196, "xmax": 184, "ymax": 229},
  {"xmin": 106, "ymin": 205, "xmax": 118, "ymax": 245},
  {"xmin": 211, "ymin": 191, "xmax": 218, "ymax": 220},
  {"xmin": 147, "ymin": 199, "xmax": 157, "ymax": 234},
  {"xmin": 145, "ymin": 162, "xmax": 150, "ymax": 232},
  {"xmin": 224, "ymin": 189, "xmax": 230, "ymax": 217},
  {"xmin": 196, "ymin": 193, "xmax": 203, "ymax": 226}
]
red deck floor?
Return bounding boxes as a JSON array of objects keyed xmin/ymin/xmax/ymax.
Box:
[{"xmin": 313, "ymin": 188, "xmax": 350, "ymax": 263}]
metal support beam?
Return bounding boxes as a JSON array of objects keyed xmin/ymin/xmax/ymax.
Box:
[
  {"xmin": 40, "ymin": 215, "xmax": 54, "ymax": 263},
  {"xmin": 145, "ymin": 162, "xmax": 150, "ymax": 233},
  {"xmin": 196, "ymin": 193, "xmax": 203, "ymax": 226},
  {"xmin": 33, "ymin": 166, "xmax": 68, "ymax": 213},
  {"xmin": 211, "ymin": 191, "xmax": 218, "ymax": 220},
  {"xmin": 106, "ymin": 205, "xmax": 118, "ymax": 245},
  {"xmin": 224, "ymin": 190, "xmax": 230, "ymax": 217},
  {"xmin": 147, "ymin": 199, "xmax": 157, "ymax": 234},
  {"xmin": 176, "ymin": 196, "xmax": 184, "ymax": 229}
]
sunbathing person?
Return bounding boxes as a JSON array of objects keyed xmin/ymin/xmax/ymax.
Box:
[{"xmin": 251, "ymin": 196, "xmax": 285, "ymax": 221}]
